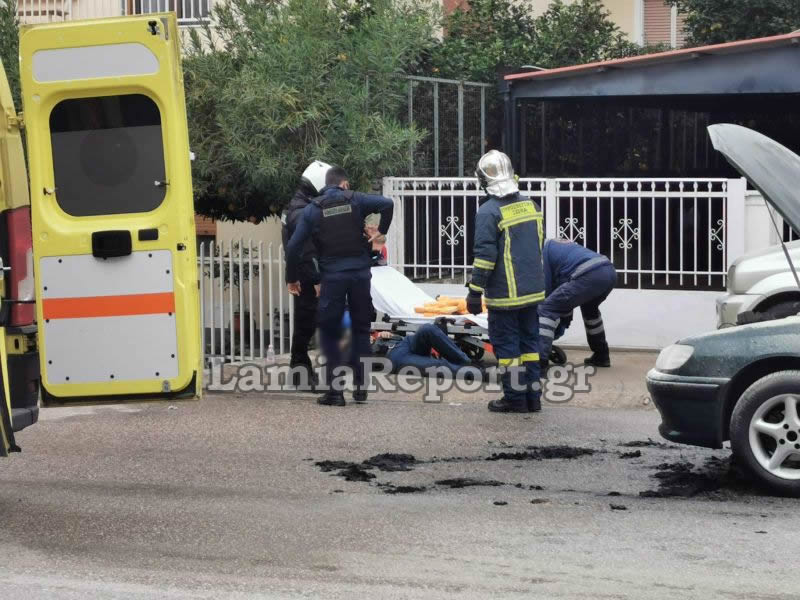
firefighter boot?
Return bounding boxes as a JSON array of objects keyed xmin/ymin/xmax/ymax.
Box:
[
  {"xmin": 487, "ymin": 397, "xmax": 528, "ymax": 413},
  {"xmin": 317, "ymin": 391, "xmax": 346, "ymax": 406}
]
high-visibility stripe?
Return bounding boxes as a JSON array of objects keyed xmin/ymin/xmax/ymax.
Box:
[
  {"xmin": 503, "ymin": 232, "xmax": 517, "ymax": 298},
  {"xmin": 43, "ymin": 292, "xmax": 175, "ymax": 320},
  {"xmin": 586, "ymin": 324, "xmax": 605, "ymax": 335},
  {"xmin": 539, "ymin": 316, "xmax": 560, "ymax": 328},
  {"xmin": 473, "ymin": 258, "xmax": 495, "ymax": 270},
  {"xmin": 584, "ymin": 316, "xmax": 603, "ymax": 326},
  {"xmin": 539, "ymin": 328, "xmax": 555, "ymax": 338},
  {"xmin": 468, "ymin": 283, "xmax": 485, "ymax": 293},
  {"xmin": 521, "ymin": 353, "xmax": 539, "ymax": 363},
  {"xmin": 498, "ymin": 357, "xmax": 520, "ymax": 367},
  {"xmin": 498, "ymin": 213, "xmax": 542, "ymax": 230},
  {"xmin": 485, "ymin": 291, "xmax": 545, "ymax": 307},
  {"xmin": 537, "ymin": 218, "xmax": 543, "ymax": 249}
]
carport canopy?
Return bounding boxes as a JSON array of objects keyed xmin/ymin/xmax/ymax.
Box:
[{"xmin": 500, "ymin": 31, "xmax": 800, "ymax": 173}]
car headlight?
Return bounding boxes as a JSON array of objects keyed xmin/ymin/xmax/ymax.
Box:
[{"xmin": 655, "ymin": 344, "xmax": 694, "ymax": 371}]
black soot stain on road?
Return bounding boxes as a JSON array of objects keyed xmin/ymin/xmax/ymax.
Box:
[
  {"xmin": 315, "ymin": 446, "xmax": 597, "ymax": 494},
  {"xmin": 639, "ymin": 457, "xmax": 764, "ymax": 499}
]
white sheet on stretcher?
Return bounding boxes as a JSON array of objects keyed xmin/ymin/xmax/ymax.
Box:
[{"xmin": 370, "ymin": 266, "xmax": 489, "ymax": 330}]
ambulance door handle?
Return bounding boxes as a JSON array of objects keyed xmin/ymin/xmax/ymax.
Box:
[{"xmin": 92, "ymin": 230, "xmax": 132, "ymax": 259}]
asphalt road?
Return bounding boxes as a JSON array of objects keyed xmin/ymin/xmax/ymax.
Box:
[{"xmin": 0, "ymin": 391, "xmax": 797, "ymax": 599}]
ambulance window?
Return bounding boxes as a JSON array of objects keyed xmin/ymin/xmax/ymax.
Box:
[{"xmin": 49, "ymin": 94, "xmax": 167, "ymax": 217}]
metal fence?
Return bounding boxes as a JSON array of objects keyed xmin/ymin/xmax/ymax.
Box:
[
  {"xmin": 17, "ymin": 0, "xmax": 212, "ymax": 25},
  {"xmin": 198, "ymin": 240, "xmax": 293, "ymax": 365},
  {"xmin": 384, "ymin": 177, "xmax": 748, "ymax": 292},
  {"xmin": 403, "ymin": 76, "xmax": 492, "ymax": 178}
]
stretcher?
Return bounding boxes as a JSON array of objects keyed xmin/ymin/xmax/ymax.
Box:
[{"xmin": 370, "ymin": 266, "xmax": 566, "ymax": 364}]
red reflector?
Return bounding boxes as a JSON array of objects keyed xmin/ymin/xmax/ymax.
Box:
[{"xmin": 8, "ymin": 207, "xmax": 34, "ymax": 326}]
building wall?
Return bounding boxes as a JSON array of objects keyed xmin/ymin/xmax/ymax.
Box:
[{"xmin": 441, "ymin": 1, "xmax": 687, "ymax": 47}]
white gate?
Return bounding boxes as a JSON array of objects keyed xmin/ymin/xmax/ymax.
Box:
[{"xmin": 383, "ymin": 176, "xmax": 748, "ymax": 349}]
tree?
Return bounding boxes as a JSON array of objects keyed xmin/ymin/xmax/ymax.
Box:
[
  {"xmin": 184, "ymin": 0, "xmax": 437, "ymax": 222},
  {"xmin": 429, "ymin": 0, "xmax": 643, "ymax": 82},
  {"xmin": 0, "ymin": 0, "xmax": 20, "ymax": 110},
  {"xmin": 670, "ymin": 0, "xmax": 800, "ymax": 46}
]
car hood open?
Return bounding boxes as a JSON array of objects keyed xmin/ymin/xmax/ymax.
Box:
[{"xmin": 708, "ymin": 123, "xmax": 800, "ymax": 232}]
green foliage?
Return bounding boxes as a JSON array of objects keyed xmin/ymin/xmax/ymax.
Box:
[
  {"xmin": 429, "ymin": 0, "xmax": 644, "ymax": 82},
  {"xmin": 184, "ymin": 0, "xmax": 437, "ymax": 222},
  {"xmin": 670, "ymin": 0, "xmax": 800, "ymax": 46},
  {"xmin": 0, "ymin": 0, "xmax": 20, "ymax": 110}
]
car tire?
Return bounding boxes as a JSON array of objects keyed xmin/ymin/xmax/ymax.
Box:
[{"xmin": 730, "ymin": 370, "xmax": 800, "ymax": 497}]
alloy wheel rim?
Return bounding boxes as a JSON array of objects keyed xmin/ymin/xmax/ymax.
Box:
[{"xmin": 749, "ymin": 394, "xmax": 800, "ymax": 480}]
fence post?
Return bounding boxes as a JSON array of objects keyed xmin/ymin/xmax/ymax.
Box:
[
  {"xmin": 408, "ymin": 79, "xmax": 414, "ymax": 176},
  {"xmin": 457, "ymin": 81, "xmax": 464, "ymax": 177},
  {"xmin": 726, "ymin": 177, "xmax": 747, "ymax": 268},
  {"xmin": 384, "ymin": 178, "xmax": 404, "ymax": 271},
  {"xmin": 544, "ymin": 178, "xmax": 558, "ymax": 240}
]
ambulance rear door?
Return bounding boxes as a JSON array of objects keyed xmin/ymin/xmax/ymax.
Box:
[{"xmin": 20, "ymin": 15, "xmax": 201, "ymax": 402}]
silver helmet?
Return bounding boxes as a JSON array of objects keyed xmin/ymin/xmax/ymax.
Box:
[{"xmin": 475, "ymin": 150, "xmax": 518, "ymax": 197}]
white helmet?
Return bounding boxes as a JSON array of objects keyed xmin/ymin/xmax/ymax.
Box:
[
  {"xmin": 475, "ymin": 150, "xmax": 518, "ymax": 197},
  {"xmin": 301, "ymin": 160, "xmax": 333, "ymax": 195}
]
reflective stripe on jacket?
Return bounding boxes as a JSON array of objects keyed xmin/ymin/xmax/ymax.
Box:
[{"xmin": 468, "ymin": 192, "xmax": 545, "ymax": 310}]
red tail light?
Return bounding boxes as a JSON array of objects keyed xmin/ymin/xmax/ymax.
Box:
[{"xmin": 7, "ymin": 207, "xmax": 34, "ymax": 326}]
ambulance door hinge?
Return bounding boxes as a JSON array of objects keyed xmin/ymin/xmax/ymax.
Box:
[{"xmin": 6, "ymin": 109, "xmax": 23, "ymax": 131}]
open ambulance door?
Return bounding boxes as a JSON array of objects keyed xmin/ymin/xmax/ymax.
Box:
[{"xmin": 20, "ymin": 15, "xmax": 202, "ymax": 403}]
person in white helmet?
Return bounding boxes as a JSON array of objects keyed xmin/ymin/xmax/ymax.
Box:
[
  {"xmin": 465, "ymin": 150, "xmax": 546, "ymax": 413},
  {"xmin": 281, "ymin": 160, "xmax": 331, "ymax": 387}
]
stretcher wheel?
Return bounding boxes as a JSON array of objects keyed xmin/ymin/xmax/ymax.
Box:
[
  {"xmin": 549, "ymin": 345, "xmax": 567, "ymax": 366},
  {"xmin": 462, "ymin": 344, "xmax": 485, "ymax": 361}
]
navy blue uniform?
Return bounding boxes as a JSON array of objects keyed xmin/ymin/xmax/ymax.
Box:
[
  {"xmin": 286, "ymin": 186, "xmax": 393, "ymax": 389},
  {"xmin": 539, "ymin": 239, "xmax": 616, "ymax": 365},
  {"xmin": 384, "ymin": 324, "xmax": 470, "ymax": 374},
  {"xmin": 469, "ymin": 192, "xmax": 545, "ymax": 410}
]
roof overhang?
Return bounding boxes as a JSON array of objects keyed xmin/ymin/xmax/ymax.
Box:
[{"xmin": 502, "ymin": 32, "xmax": 800, "ymax": 100}]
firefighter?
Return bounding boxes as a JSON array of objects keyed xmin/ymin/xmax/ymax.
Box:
[
  {"xmin": 286, "ymin": 166, "xmax": 393, "ymax": 406},
  {"xmin": 465, "ymin": 150, "xmax": 545, "ymax": 413},
  {"xmin": 538, "ymin": 239, "xmax": 617, "ymax": 372},
  {"xmin": 282, "ymin": 160, "xmax": 331, "ymax": 387}
]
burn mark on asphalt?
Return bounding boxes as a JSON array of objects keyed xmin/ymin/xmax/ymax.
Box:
[
  {"xmin": 619, "ymin": 439, "xmax": 675, "ymax": 449},
  {"xmin": 436, "ymin": 478, "xmax": 504, "ymax": 489},
  {"xmin": 618, "ymin": 450, "xmax": 642, "ymax": 459},
  {"xmin": 639, "ymin": 457, "xmax": 763, "ymax": 499},
  {"xmin": 363, "ymin": 453, "xmax": 417, "ymax": 472},
  {"xmin": 486, "ymin": 446, "xmax": 596, "ymax": 461},
  {"xmin": 380, "ymin": 484, "xmax": 427, "ymax": 494}
]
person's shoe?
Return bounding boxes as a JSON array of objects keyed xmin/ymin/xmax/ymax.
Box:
[
  {"xmin": 317, "ymin": 392, "xmax": 346, "ymax": 406},
  {"xmin": 527, "ymin": 395, "xmax": 542, "ymax": 413},
  {"xmin": 433, "ymin": 316, "xmax": 452, "ymax": 336},
  {"xmin": 353, "ymin": 389, "xmax": 368, "ymax": 404},
  {"xmin": 487, "ymin": 398, "xmax": 528, "ymax": 413},
  {"xmin": 584, "ymin": 353, "xmax": 611, "ymax": 368}
]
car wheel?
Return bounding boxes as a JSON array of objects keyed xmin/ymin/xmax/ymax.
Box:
[{"xmin": 730, "ymin": 371, "xmax": 800, "ymax": 497}]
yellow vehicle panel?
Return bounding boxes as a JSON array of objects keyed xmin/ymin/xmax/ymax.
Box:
[{"xmin": 20, "ymin": 15, "xmax": 201, "ymax": 401}]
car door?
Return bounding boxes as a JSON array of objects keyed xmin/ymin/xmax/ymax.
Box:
[{"xmin": 20, "ymin": 14, "xmax": 201, "ymax": 402}]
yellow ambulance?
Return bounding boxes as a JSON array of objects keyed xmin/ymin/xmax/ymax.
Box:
[{"xmin": 0, "ymin": 14, "xmax": 202, "ymax": 455}]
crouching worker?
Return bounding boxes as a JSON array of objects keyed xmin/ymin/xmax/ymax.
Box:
[
  {"xmin": 372, "ymin": 319, "xmax": 472, "ymax": 376},
  {"xmin": 465, "ymin": 150, "xmax": 545, "ymax": 414},
  {"xmin": 538, "ymin": 239, "xmax": 617, "ymax": 372},
  {"xmin": 286, "ymin": 166, "xmax": 393, "ymax": 406}
]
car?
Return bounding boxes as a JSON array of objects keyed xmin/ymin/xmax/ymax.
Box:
[
  {"xmin": 716, "ymin": 241, "xmax": 800, "ymax": 329},
  {"xmin": 647, "ymin": 123, "xmax": 800, "ymax": 496}
]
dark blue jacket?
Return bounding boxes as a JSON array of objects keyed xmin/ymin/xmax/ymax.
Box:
[
  {"xmin": 468, "ymin": 192, "xmax": 545, "ymax": 309},
  {"xmin": 543, "ymin": 239, "xmax": 611, "ymax": 295},
  {"xmin": 286, "ymin": 186, "xmax": 393, "ymax": 281}
]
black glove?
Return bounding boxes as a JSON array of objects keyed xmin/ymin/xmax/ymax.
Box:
[{"xmin": 466, "ymin": 290, "xmax": 483, "ymax": 315}]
